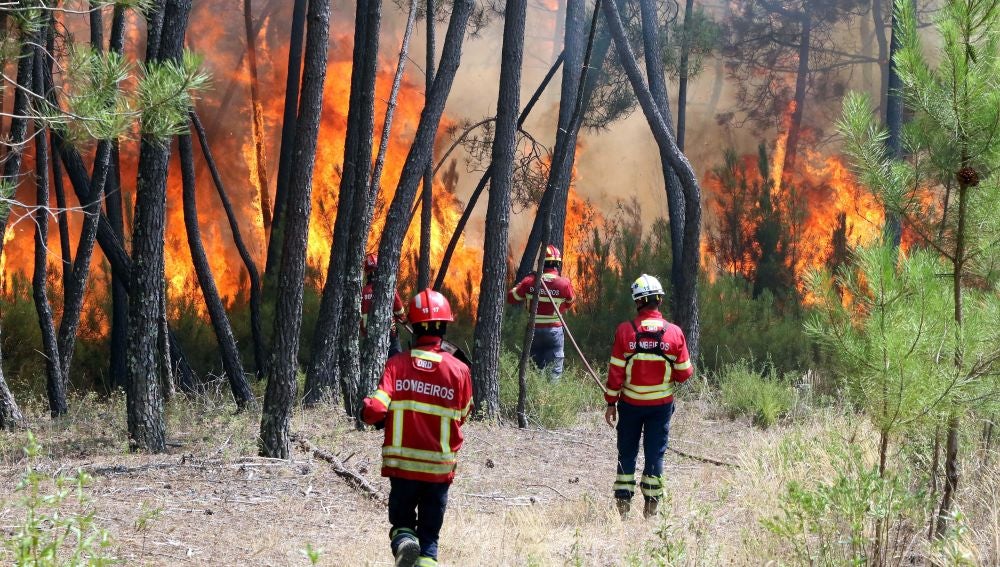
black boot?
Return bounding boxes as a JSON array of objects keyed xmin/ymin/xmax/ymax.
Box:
[
  {"xmin": 393, "ymin": 536, "xmax": 420, "ymax": 567},
  {"xmin": 615, "ymin": 497, "xmax": 631, "ymax": 519},
  {"xmin": 643, "ymin": 497, "xmax": 659, "ymax": 519}
]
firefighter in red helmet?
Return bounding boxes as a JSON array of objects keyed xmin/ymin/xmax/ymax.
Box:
[
  {"xmin": 362, "ymin": 253, "xmax": 407, "ymax": 357},
  {"xmin": 363, "ymin": 289, "xmax": 473, "ymax": 567},
  {"xmin": 507, "ymin": 244, "xmax": 576, "ymax": 380}
]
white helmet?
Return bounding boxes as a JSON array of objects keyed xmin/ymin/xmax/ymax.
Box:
[{"xmin": 631, "ymin": 274, "xmax": 664, "ymax": 301}]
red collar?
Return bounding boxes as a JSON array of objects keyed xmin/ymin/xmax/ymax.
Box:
[
  {"xmin": 636, "ymin": 307, "xmax": 664, "ymax": 320},
  {"xmin": 413, "ymin": 336, "xmax": 443, "ymax": 349}
]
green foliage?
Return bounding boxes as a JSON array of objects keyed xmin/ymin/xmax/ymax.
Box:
[
  {"xmin": 717, "ymin": 360, "xmax": 795, "ymax": 428},
  {"xmin": 497, "ymin": 349, "xmax": 601, "ymax": 429},
  {"xmin": 762, "ymin": 435, "xmax": 927, "ymax": 566},
  {"xmin": 136, "ymin": 50, "xmax": 210, "ymax": 140},
  {"xmin": 3, "ymin": 433, "xmax": 118, "ymax": 566}
]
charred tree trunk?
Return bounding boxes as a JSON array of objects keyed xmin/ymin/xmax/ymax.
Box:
[
  {"xmin": 882, "ymin": 0, "xmax": 903, "ymax": 248},
  {"xmin": 676, "ymin": 0, "xmax": 695, "ymax": 151},
  {"xmin": 434, "ymin": 53, "xmax": 563, "ymax": 291},
  {"xmin": 603, "ymin": 0, "xmax": 702, "ymax": 358},
  {"xmin": 259, "ymin": 0, "xmax": 332, "ymax": 459},
  {"xmin": 517, "ymin": 228, "xmax": 550, "ymax": 428},
  {"xmin": 264, "ymin": 0, "xmax": 308, "ymax": 276},
  {"xmin": 338, "ymin": 0, "xmax": 419, "ymax": 423},
  {"xmin": 0, "ymin": 326, "xmax": 23, "ymax": 429},
  {"xmin": 32, "ymin": 46, "xmax": 66, "ymax": 418},
  {"xmin": 472, "ymin": 0, "xmax": 527, "ymax": 419},
  {"xmin": 127, "ymin": 0, "xmax": 193, "ymax": 453},
  {"xmin": 360, "ymin": 0, "xmax": 474, "ymax": 401},
  {"xmin": 179, "ymin": 133, "xmax": 255, "ymax": 409},
  {"xmin": 107, "ymin": 5, "xmax": 129, "ymax": 391},
  {"xmin": 191, "ymin": 111, "xmax": 267, "ymax": 379},
  {"xmin": 158, "ymin": 279, "xmax": 174, "ymax": 400},
  {"xmin": 306, "ymin": 0, "xmax": 380, "ymax": 407},
  {"xmin": 244, "ymin": 0, "xmax": 272, "ymax": 232},
  {"xmin": 639, "ymin": 0, "xmax": 686, "ymax": 310},
  {"xmin": 418, "ymin": 0, "xmax": 436, "ymax": 290},
  {"xmin": 783, "ymin": 11, "xmax": 811, "ymax": 171},
  {"xmin": 51, "ymin": 141, "xmax": 72, "ymax": 287}
]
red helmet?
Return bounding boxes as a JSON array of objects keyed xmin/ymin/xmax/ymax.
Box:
[
  {"xmin": 408, "ymin": 289, "xmax": 454, "ymax": 324},
  {"xmin": 544, "ymin": 244, "xmax": 562, "ymax": 263},
  {"xmin": 363, "ymin": 253, "xmax": 379, "ymax": 273}
]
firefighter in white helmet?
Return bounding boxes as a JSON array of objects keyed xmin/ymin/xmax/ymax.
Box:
[{"xmin": 604, "ymin": 274, "xmax": 694, "ymax": 519}]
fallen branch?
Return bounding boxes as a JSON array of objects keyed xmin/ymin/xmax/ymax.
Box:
[
  {"xmin": 667, "ymin": 446, "xmax": 738, "ymax": 468},
  {"xmin": 294, "ymin": 434, "xmax": 387, "ymax": 505},
  {"xmin": 524, "ymin": 483, "xmax": 571, "ymax": 500}
]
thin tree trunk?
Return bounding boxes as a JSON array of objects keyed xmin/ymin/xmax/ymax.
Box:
[
  {"xmin": 179, "ymin": 133, "xmax": 255, "ymax": 409},
  {"xmin": 51, "ymin": 140, "xmax": 72, "ymax": 287},
  {"xmin": 244, "ymin": 0, "xmax": 272, "ymax": 232},
  {"xmin": 90, "ymin": 0, "xmax": 104, "ymax": 49},
  {"xmin": 191, "ymin": 111, "xmax": 267, "ymax": 380},
  {"xmin": 434, "ymin": 53, "xmax": 564, "ymax": 291},
  {"xmin": 0, "ymin": 324, "xmax": 23, "ymax": 429},
  {"xmin": 676, "ymin": 0, "xmax": 695, "ymax": 151},
  {"xmin": 359, "ymin": 0, "xmax": 474, "ymax": 404},
  {"xmin": 472, "ymin": 0, "xmax": 527, "ymax": 420},
  {"xmin": 883, "ymin": 0, "xmax": 903, "ymax": 248},
  {"xmin": 873, "ymin": 0, "xmax": 889, "ymax": 120},
  {"xmin": 264, "ymin": 0, "xmax": 308, "ymax": 276},
  {"xmin": 158, "ymin": 280, "xmax": 174, "ymax": 401},
  {"xmin": 418, "ymin": 0, "xmax": 436, "ymax": 290},
  {"xmin": 603, "ymin": 0, "xmax": 702, "ymax": 358},
  {"xmin": 517, "ymin": 228, "xmax": 550, "ymax": 428},
  {"xmin": 305, "ymin": 0, "xmax": 378, "ymax": 408},
  {"xmin": 107, "ymin": 6, "xmax": 129, "ymax": 391},
  {"xmin": 127, "ymin": 0, "xmax": 193, "ymax": 453},
  {"xmin": 32, "ymin": 46, "xmax": 67, "ymax": 418},
  {"xmin": 339, "ymin": 0, "xmax": 419, "ymax": 425},
  {"xmin": 783, "ymin": 12, "xmax": 811, "ymax": 171},
  {"xmin": 334, "ymin": 0, "xmax": 385, "ymax": 419},
  {"xmin": 259, "ymin": 0, "xmax": 332, "ymax": 459},
  {"xmin": 639, "ymin": 0, "xmax": 686, "ymax": 313}
]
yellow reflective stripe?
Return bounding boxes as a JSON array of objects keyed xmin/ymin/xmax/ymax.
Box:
[
  {"xmin": 391, "ymin": 400, "xmax": 462, "ymax": 420},
  {"xmin": 614, "ymin": 483, "xmax": 635, "ymax": 491},
  {"xmin": 392, "ymin": 410, "xmax": 404, "ymax": 447},
  {"xmin": 383, "ymin": 458, "xmax": 456, "ymax": 475},
  {"xmin": 641, "ymin": 485, "xmax": 664, "ymax": 497},
  {"xmin": 416, "ymin": 557, "xmax": 438, "ymax": 567},
  {"xmin": 411, "ymin": 350, "xmax": 443, "ymax": 363},
  {"xmin": 372, "ymin": 389, "xmax": 391, "ymax": 408},
  {"xmin": 625, "ymin": 382, "xmax": 672, "ymax": 393},
  {"xmin": 534, "ymin": 315, "xmax": 561, "ymax": 322},
  {"xmin": 639, "ymin": 319, "xmax": 664, "ymax": 328},
  {"xmin": 440, "ymin": 416, "xmax": 450, "ymax": 455},
  {"xmin": 382, "ymin": 445, "xmax": 456, "ymax": 463},
  {"xmin": 609, "ymin": 357, "xmax": 626, "ymax": 368},
  {"xmin": 623, "ymin": 388, "xmax": 674, "ymax": 400},
  {"xmin": 605, "ymin": 388, "xmax": 620, "ymax": 397},
  {"xmin": 616, "ymin": 474, "xmax": 635, "ymax": 482},
  {"xmin": 510, "ymin": 288, "xmax": 524, "ymax": 301},
  {"xmin": 461, "ymin": 398, "xmax": 473, "ymax": 419},
  {"xmin": 641, "ymin": 475, "xmax": 662, "ymax": 487},
  {"xmin": 673, "ymin": 360, "xmax": 692, "ymax": 371},
  {"xmin": 631, "ymin": 353, "xmax": 672, "ymax": 362}
]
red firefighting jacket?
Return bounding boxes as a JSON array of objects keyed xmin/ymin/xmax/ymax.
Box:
[
  {"xmin": 604, "ymin": 308, "xmax": 693, "ymax": 406},
  {"xmin": 360, "ymin": 283, "xmax": 406, "ymax": 336},
  {"xmin": 361, "ymin": 336, "xmax": 474, "ymax": 483},
  {"xmin": 507, "ymin": 268, "xmax": 576, "ymax": 328}
]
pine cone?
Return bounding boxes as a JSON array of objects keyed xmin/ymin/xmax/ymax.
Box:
[{"xmin": 956, "ymin": 167, "xmax": 980, "ymax": 187}]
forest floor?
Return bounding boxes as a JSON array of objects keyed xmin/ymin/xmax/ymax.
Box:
[
  {"xmin": 0, "ymin": 393, "xmax": 767, "ymax": 566},
  {"xmin": 1, "ymin": 392, "xmax": 996, "ymax": 566}
]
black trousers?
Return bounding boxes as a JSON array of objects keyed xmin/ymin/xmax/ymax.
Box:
[{"xmin": 388, "ymin": 477, "xmax": 450, "ymax": 560}]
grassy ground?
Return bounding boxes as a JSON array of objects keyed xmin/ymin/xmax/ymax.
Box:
[{"xmin": 0, "ymin": 392, "xmax": 996, "ymax": 566}]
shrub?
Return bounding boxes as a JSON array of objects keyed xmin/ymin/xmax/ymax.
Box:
[
  {"xmin": 2, "ymin": 433, "xmax": 117, "ymax": 566},
  {"xmin": 497, "ymin": 349, "xmax": 601, "ymax": 429},
  {"xmin": 717, "ymin": 360, "xmax": 794, "ymax": 428}
]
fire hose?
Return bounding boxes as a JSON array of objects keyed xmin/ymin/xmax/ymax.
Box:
[{"xmin": 537, "ymin": 278, "xmax": 608, "ymax": 394}]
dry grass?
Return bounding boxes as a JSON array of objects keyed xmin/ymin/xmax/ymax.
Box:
[{"xmin": 1, "ymin": 393, "xmax": 996, "ymax": 565}]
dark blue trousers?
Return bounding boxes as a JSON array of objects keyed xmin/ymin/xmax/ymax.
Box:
[
  {"xmin": 614, "ymin": 401, "xmax": 675, "ymax": 501},
  {"xmin": 388, "ymin": 477, "xmax": 450, "ymax": 560},
  {"xmin": 530, "ymin": 326, "xmax": 565, "ymax": 381}
]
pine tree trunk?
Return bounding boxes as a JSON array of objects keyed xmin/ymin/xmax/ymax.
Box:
[
  {"xmin": 418, "ymin": 0, "xmax": 436, "ymax": 291},
  {"xmin": 783, "ymin": 11, "xmax": 811, "ymax": 171},
  {"xmin": 882, "ymin": 0, "xmax": 904, "ymax": 247},
  {"xmin": 264, "ymin": 0, "xmax": 308, "ymax": 276},
  {"xmin": 472, "ymin": 0, "xmax": 527, "ymax": 420},
  {"xmin": 127, "ymin": 0, "xmax": 193, "ymax": 453},
  {"xmin": 259, "ymin": 0, "xmax": 332, "ymax": 459},
  {"xmin": 158, "ymin": 280, "xmax": 175, "ymax": 400},
  {"xmin": 107, "ymin": 6, "xmax": 129, "ymax": 391},
  {"xmin": 244, "ymin": 0, "xmax": 272, "ymax": 232},
  {"xmin": 359, "ymin": 0, "xmax": 474, "ymax": 402},
  {"xmin": 603, "ymin": 0, "xmax": 702, "ymax": 358},
  {"xmin": 0, "ymin": 327, "xmax": 23, "ymax": 429},
  {"xmin": 190, "ymin": 111, "xmax": 267, "ymax": 379},
  {"xmin": 305, "ymin": 0, "xmax": 378, "ymax": 408},
  {"xmin": 179, "ymin": 133, "xmax": 255, "ymax": 409},
  {"xmin": 676, "ymin": 0, "xmax": 695, "ymax": 151},
  {"xmin": 435, "ymin": 53, "xmax": 564, "ymax": 291},
  {"xmin": 32, "ymin": 46, "xmax": 67, "ymax": 418},
  {"xmin": 546, "ymin": 0, "xmax": 585, "ymax": 251},
  {"xmin": 639, "ymin": 0, "xmax": 686, "ymax": 312},
  {"xmin": 51, "ymin": 140, "xmax": 72, "ymax": 289}
]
